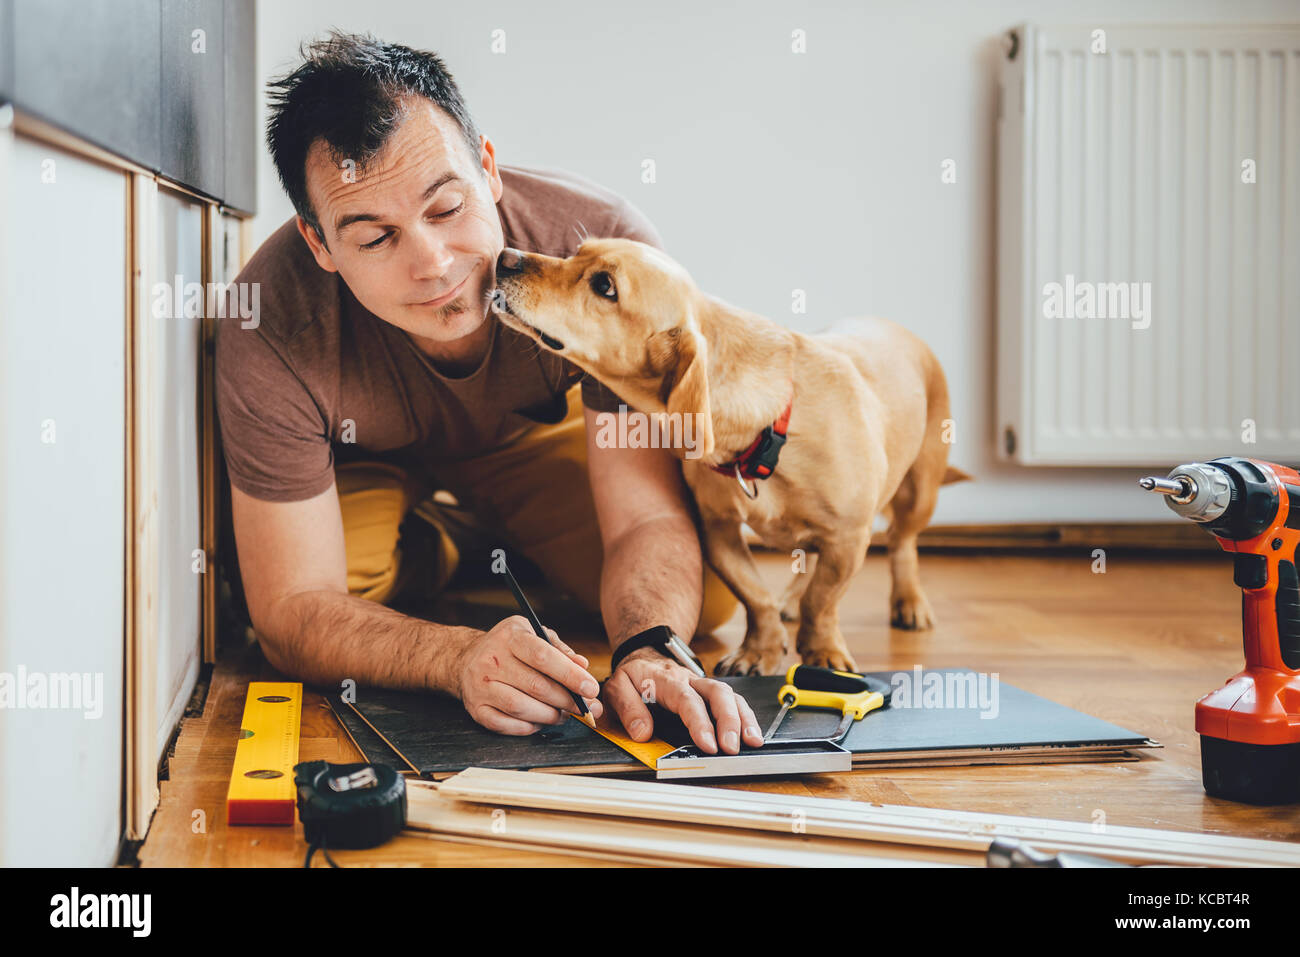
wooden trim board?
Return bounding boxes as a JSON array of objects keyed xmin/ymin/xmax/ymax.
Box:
[
  {"xmin": 404, "ymin": 785, "xmax": 975, "ymax": 867},
  {"xmin": 238, "ymin": 217, "xmax": 254, "ymax": 272},
  {"xmin": 334, "ymin": 697, "xmax": 420, "ymax": 774},
  {"xmin": 13, "ymin": 110, "xmax": 155, "ymax": 179},
  {"xmin": 200, "ymin": 205, "xmax": 218, "ymax": 663},
  {"xmin": 125, "ymin": 172, "xmax": 160, "ymax": 840},
  {"xmin": 432, "ymin": 768, "xmax": 1300, "ymax": 868},
  {"xmin": 756, "ymin": 522, "xmax": 1221, "ymax": 552},
  {"xmin": 906, "ymin": 522, "xmax": 1217, "ymax": 551},
  {"xmin": 332, "ymin": 700, "xmax": 416, "ymax": 774}
]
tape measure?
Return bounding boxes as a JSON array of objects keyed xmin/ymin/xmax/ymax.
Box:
[
  {"xmin": 294, "ymin": 761, "xmax": 406, "ymax": 865},
  {"xmin": 226, "ymin": 681, "xmax": 302, "ymax": 826}
]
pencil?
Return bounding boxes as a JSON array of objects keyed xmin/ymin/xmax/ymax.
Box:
[{"xmin": 498, "ymin": 559, "xmax": 592, "ymax": 721}]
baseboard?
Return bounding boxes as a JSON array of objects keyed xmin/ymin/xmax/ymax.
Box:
[{"xmin": 743, "ymin": 522, "xmax": 1218, "ymax": 553}]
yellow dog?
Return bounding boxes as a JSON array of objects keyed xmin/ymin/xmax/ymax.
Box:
[{"xmin": 492, "ymin": 239, "xmax": 969, "ymax": 675}]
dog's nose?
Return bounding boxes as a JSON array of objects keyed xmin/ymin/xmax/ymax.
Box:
[{"xmin": 497, "ymin": 247, "xmax": 528, "ymax": 277}]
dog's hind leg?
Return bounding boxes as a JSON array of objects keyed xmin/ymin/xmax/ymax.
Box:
[
  {"xmin": 886, "ymin": 451, "xmax": 944, "ymax": 630},
  {"xmin": 885, "ymin": 350, "xmax": 959, "ymax": 630}
]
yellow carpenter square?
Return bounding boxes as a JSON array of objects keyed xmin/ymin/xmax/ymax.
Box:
[
  {"xmin": 226, "ymin": 681, "xmax": 302, "ymax": 826},
  {"xmin": 573, "ymin": 712, "xmax": 675, "ymax": 770}
]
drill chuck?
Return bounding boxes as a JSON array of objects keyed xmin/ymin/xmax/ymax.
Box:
[
  {"xmin": 1139, "ymin": 462, "xmax": 1232, "ymax": 523},
  {"xmin": 1141, "ymin": 457, "xmax": 1289, "ymax": 540}
]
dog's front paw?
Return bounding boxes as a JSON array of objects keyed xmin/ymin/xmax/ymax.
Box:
[
  {"xmin": 714, "ymin": 643, "xmax": 787, "ymax": 676},
  {"xmin": 889, "ymin": 590, "xmax": 936, "ymax": 630},
  {"xmin": 797, "ymin": 622, "xmax": 858, "ymax": 673},
  {"xmin": 798, "ymin": 645, "xmax": 859, "ymax": 673}
]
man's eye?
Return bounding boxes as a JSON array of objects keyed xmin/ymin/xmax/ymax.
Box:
[
  {"xmin": 590, "ymin": 271, "xmax": 617, "ymax": 302},
  {"xmin": 434, "ymin": 201, "xmax": 465, "ymax": 219},
  {"xmin": 361, "ymin": 232, "xmax": 392, "ymax": 250}
]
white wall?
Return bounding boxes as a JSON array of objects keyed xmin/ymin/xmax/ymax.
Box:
[
  {"xmin": 253, "ymin": 0, "xmax": 1300, "ymax": 524},
  {"xmin": 0, "ymin": 134, "xmax": 126, "ymax": 867}
]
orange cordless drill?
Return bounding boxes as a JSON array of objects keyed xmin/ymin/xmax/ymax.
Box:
[{"xmin": 1140, "ymin": 456, "xmax": 1300, "ymax": 804}]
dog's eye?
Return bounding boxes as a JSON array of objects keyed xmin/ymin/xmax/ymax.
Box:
[{"xmin": 590, "ymin": 271, "xmax": 617, "ymax": 302}]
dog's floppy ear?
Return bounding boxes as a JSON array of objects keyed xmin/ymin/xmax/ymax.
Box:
[{"xmin": 660, "ymin": 325, "xmax": 714, "ymax": 458}]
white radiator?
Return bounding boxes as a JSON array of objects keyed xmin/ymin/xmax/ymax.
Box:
[{"xmin": 996, "ymin": 23, "xmax": 1300, "ymax": 466}]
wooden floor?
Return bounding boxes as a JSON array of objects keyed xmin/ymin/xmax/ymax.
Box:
[{"xmin": 138, "ymin": 549, "xmax": 1300, "ymax": 867}]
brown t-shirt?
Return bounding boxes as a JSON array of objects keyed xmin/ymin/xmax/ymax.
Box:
[{"xmin": 215, "ymin": 164, "xmax": 662, "ymax": 503}]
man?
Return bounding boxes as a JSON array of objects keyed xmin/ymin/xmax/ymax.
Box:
[{"xmin": 215, "ymin": 32, "xmax": 765, "ymax": 755}]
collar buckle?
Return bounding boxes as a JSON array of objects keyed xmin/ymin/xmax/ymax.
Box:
[{"xmin": 748, "ymin": 425, "xmax": 788, "ymax": 479}]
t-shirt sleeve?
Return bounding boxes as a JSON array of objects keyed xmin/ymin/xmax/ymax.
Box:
[
  {"xmin": 609, "ymin": 196, "xmax": 665, "ymax": 251},
  {"xmin": 579, "ymin": 197, "xmax": 666, "ymax": 413},
  {"xmin": 215, "ymin": 317, "xmax": 335, "ymax": 503}
]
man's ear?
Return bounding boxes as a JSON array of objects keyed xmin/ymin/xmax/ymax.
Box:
[
  {"xmin": 295, "ymin": 216, "xmax": 339, "ymax": 274},
  {"xmin": 479, "ymin": 134, "xmax": 505, "ymax": 204},
  {"xmin": 661, "ymin": 325, "xmax": 714, "ymax": 457}
]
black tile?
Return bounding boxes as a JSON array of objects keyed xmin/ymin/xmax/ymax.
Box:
[
  {"xmin": 222, "ymin": 0, "xmax": 255, "ymax": 213},
  {"xmin": 160, "ymin": 0, "xmax": 223, "ymax": 197},
  {"xmin": 9, "ymin": 0, "xmax": 162, "ymax": 168}
]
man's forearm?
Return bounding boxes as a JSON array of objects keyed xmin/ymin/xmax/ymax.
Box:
[
  {"xmin": 600, "ymin": 515, "xmax": 704, "ymax": 650},
  {"xmin": 256, "ymin": 589, "xmax": 478, "ymax": 695}
]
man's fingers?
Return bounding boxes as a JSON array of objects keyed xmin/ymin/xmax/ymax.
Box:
[
  {"xmin": 503, "ymin": 626, "xmax": 602, "ymax": 719},
  {"xmin": 693, "ymin": 680, "xmax": 762, "ymax": 751},
  {"xmin": 602, "ymin": 670, "xmax": 655, "ymax": 741},
  {"xmin": 487, "ymin": 681, "xmax": 569, "ymax": 726},
  {"xmin": 733, "ymin": 691, "xmax": 765, "ymax": 747},
  {"xmin": 692, "ymin": 678, "xmax": 743, "ymax": 754},
  {"xmin": 509, "ymin": 625, "xmax": 599, "ymax": 699},
  {"xmin": 543, "ymin": 626, "xmax": 589, "ymax": 669},
  {"xmin": 471, "ymin": 703, "xmax": 542, "ymax": 736},
  {"xmin": 542, "ymin": 626, "xmax": 569, "ymax": 653},
  {"xmin": 496, "ymin": 657, "xmax": 588, "ymax": 716},
  {"xmin": 657, "ymin": 679, "xmax": 717, "ymax": 754}
]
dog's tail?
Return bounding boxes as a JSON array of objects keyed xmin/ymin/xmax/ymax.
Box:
[{"xmin": 942, "ymin": 465, "xmax": 974, "ymax": 485}]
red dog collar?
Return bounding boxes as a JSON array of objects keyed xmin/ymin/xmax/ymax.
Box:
[{"xmin": 709, "ymin": 395, "xmax": 793, "ymax": 481}]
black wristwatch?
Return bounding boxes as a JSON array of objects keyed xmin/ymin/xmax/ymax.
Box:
[{"xmin": 609, "ymin": 625, "xmax": 706, "ymax": 677}]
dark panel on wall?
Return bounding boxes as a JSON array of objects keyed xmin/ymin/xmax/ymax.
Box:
[
  {"xmin": 0, "ymin": 0, "xmax": 14, "ymax": 103},
  {"xmin": 223, "ymin": 0, "xmax": 256, "ymax": 214},
  {"xmin": 8, "ymin": 0, "xmax": 161, "ymax": 168},
  {"xmin": 2, "ymin": 0, "xmax": 254, "ymax": 211},
  {"xmin": 161, "ymin": 0, "xmax": 224, "ymax": 198}
]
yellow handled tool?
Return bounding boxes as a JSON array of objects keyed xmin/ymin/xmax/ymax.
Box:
[{"xmin": 763, "ymin": 665, "xmax": 887, "ymax": 744}]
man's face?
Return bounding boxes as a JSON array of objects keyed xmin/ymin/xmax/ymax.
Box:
[{"xmin": 296, "ymin": 99, "xmax": 505, "ymax": 345}]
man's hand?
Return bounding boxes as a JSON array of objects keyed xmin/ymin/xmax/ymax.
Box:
[
  {"xmin": 455, "ymin": 615, "xmax": 603, "ymax": 734},
  {"xmin": 602, "ymin": 647, "xmax": 764, "ymax": 754}
]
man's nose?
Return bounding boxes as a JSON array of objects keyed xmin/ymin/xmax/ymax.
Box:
[
  {"xmin": 410, "ymin": 229, "xmax": 455, "ymax": 282},
  {"xmin": 497, "ymin": 247, "xmax": 528, "ymax": 276}
]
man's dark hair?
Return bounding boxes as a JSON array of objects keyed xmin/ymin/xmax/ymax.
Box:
[{"xmin": 266, "ymin": 31, "xmax": 482, "ymax": 243}]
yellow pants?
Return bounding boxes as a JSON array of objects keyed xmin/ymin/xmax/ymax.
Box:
[{"xmin": 335, "ymin": 383, "xmax": 739, "ymax": 638}]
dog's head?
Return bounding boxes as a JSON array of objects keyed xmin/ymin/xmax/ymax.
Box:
[{"xmin": 490, "ymin": 237, "xmax": 713, "ymax": 456}]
